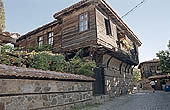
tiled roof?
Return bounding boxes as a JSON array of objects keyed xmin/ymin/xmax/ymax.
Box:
[{"xmin": 0, "ymin": 64, "xmax": 95, "ymax": 82}]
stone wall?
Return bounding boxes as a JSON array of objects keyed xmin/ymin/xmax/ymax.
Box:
[
  {"xmin": 0, "ymin": 65, "xmax": 94, "ymax": 110},
  {"xmin": 103, "ymin": 54, "xmax": 134, "ymax": 97}
]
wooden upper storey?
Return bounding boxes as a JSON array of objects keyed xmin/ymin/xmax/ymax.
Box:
[
  {"xmin": 138, "ymin": 59, "xmax": 162, "ymax": 78},
  {"xmin": 17, "ymin": 0, "xmax": 142, "ymax": 56},
  {"xmin": 53, "ymin": 0, "xmax": 141, "ymax": 46}
]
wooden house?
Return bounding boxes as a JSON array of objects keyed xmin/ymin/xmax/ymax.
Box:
[
  {"xmin": 138, "ymin": 59, "xmax": 162, "ymax": 79},
  {"xmin": 16, "ymin": 0, "xmax": 142, "ymax": 97},
  {"xmin": 138, "ymin": 59, "xmax": 164, "ymax": 90}
]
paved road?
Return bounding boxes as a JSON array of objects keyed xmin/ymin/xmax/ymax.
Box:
[{"xmin": 82, "ymin": 91, "xmax": 170, "ymax": 110}]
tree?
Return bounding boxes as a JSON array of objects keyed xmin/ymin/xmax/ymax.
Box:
[
  {"xmin": 156, "ymin": 41, "xmax": 170, "ymax": 74},
  {"xmin": 133, "ymin": 68, "xmax": 141, "ymax": 82},
  {"xmin": 0, "ymin": 0, "xmax": 5, "ymax": 32}
]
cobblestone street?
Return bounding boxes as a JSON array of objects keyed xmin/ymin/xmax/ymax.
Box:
[{"xmin": 82, "ymin": 91, "xmax": 170, "ymax": 110}]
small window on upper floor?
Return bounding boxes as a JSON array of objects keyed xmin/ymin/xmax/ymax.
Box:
[
  {"xmin": 105, "ymin": 18, "xmax": 111, "ymax": 35},
  {"xmin": 48, "ymin": 32, "xmax": 54, "ymax": 46},
  {"xmin": 79, "ymin": 12, "xmax": 88, "ymax": 32},
  {"xmin": 38, "ymin": 36, "xmax": 43, "ymax": 47}
]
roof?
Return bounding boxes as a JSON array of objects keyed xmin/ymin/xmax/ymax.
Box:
[
  {"xmin": 138, "ymin": 59, "xmax": 160, "ymax": 68},
  {"xmin": 99, "ymin": 0, "xmax": 142, "ymax": 46},
  {"xmin": 0, "ymin": 64, "xmax": 95, "ymax": 82},
  {"xmin": 0, "ymin": 32, "xmax": 16, "ymax": 45},
  {"xmin": 17, "ymin": 0, "xmax": 142, "ymax": 46},
  {"xmin": 148, "ymin": 75, "xmax": 170, "ymax": 80},
  {"xmin": 17, "ymin": 20, "xmax": 59, "ymax": 42},
  {"xmin": 53, "ymin": 0, "xmax": 96, "ymax": 18},
  {"xmin": 53, "ymin": 0, "xmax": 142, "ymax": 46}
]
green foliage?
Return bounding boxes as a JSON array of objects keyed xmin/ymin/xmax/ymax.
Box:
[
  {"xmin": 77, "ymin": 60, "xmax": 96, "ymax": 76},
  {"xmin": 0, "ymin": 45, "xmax": 96, "ymax": 76},
  {"xmin": 133, "ymin": 68, "xmax": 141, "ymax": 82},
  {"xmin": 65, "ymin": 58, "xmax": 82, "ymax": 74},
  {"xmin": 0, "ymin": 45, "xmax": 24, "ymax": 66},
  {"xmin": 65, "ymin": 58, "xmax": 96, "ymax": 76},
  {"xmin": 156, "ymin": 40, "xmax": 170, "ymax": 74},
  {"xmin": 27, "ymin": 44, "xmax": 53, "ymax": 52},
  {"xmin": 31, "ymin": 52, "xmax": 53, "ymax": 70},
  {"xmin": 1, "ymin": 45, "xmax": 12, "ymax": 54},
  {"xmin": 168, "ymin": 40, "xmax": 170, "ymax": 49},
  {"xmin": 31, "ymin": 52, "xmax": 67, "ymax": 72}
]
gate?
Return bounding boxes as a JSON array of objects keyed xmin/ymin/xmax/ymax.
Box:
[{"xmin": 93, "ymin": 67, "xmax": 105, "ymax": 95}]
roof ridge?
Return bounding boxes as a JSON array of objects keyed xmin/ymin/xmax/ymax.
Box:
[{"xmin": 53, "ymin": 0, "xmax": 99, "ymax": 19}]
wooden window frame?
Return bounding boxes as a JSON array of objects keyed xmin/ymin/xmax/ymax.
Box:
[
  {"xmin": 79, "ymin": 12, "xmax": 89, "ymax": 32},
  {"xmin": 38, "ymin": 36, "xmax": 43, "ymax": 47},
  {"xmin": 48, "ymin": 32, "xmax": 54, "ymax": 46}
]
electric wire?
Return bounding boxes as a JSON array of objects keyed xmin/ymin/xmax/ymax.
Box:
[{"xmin": 121, "ymin": 0, "xmax": 146, "ymax": 19}]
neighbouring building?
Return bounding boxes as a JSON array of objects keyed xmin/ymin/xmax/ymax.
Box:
[
  {"xmin": 138, "ymin": 59, "xmax": 162, "ymax": 79},
  {"xmin": 0, "ymin": 32, "xmax": 15, "ymax": 45},
  {"xmin": 0, "ymin": 32, "xmax": 20, "ymax": 49},
  {"xmin": 0, "ymin": 32, "xmax": 19, "ymax": 53},
  {"xmin": 16, "ymin": 0, "xmax": 142, "ymax": 97},
  {"xmin": 138, "ymin": 59, "xmax": 165, "ymax": 90}
]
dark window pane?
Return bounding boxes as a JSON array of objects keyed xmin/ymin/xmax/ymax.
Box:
[{"xmin": 105, "ymin": 18, "xmax": 111, "ymax": 35}]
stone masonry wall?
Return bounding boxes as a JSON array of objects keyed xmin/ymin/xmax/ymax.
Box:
[
  {"xmin": 0, "ymin": 64, "xmax": 94, "ymax": 110},
  {"xmin": 103, "ymin": 54, "xmax": 134, "ymax": 98},
  {"xmin": 0, "ymin": 79, "xmax": 93, "ymax": 110}
]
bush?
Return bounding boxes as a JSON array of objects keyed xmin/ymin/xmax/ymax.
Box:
[
  {"xmin": 31, "ymin": 51, "xmax": 67, "ymax": 72},
  {"xmin": 77, "ymin": 60, "xmax": 96, "ymax": 76},
  {"xmin": 27, "ymin": 44, "xmax": 53, "ymax": 52},
  {"xmin": 0, "ymin": 45, "xmax": 96, "ymax": 76}
]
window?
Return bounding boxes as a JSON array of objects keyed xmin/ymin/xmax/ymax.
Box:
[
  {"xmin": 38, "ymin": 36, "xmax": 43, "ymax": 47},
  {"xmin": 150, "ymin": 66, "xmax": 156, "ymax": 73},
  {"xmin": 48, "ymin": 32, "xmax": 54, "ymax": 46},
  {"xmin": 79, "ymin": 12, "xmax": 88, "ymax": 32},
  {"xmin": 105, "ymin": 18, "xmax": 111, "ymax": 35}
]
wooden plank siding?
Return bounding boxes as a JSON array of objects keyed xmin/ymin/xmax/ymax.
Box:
[
  {"xmin": 17, "ymin": 23, "xmax": 62, "ymax": 51},
  {"xmin": 61, "ymin": 5, "xmax": 97, "ymax": 51},
  {"xmin": 96, "ymin": 8, "xmax": 118, "ymax": 50},
  {"xmin": 16, "ymin": 0, "xmax": 141, "ymax": 64}
]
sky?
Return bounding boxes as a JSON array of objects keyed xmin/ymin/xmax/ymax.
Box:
[{"xmin": 3, "ymin": 0, "xmax": 170, "ymax": 63}]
